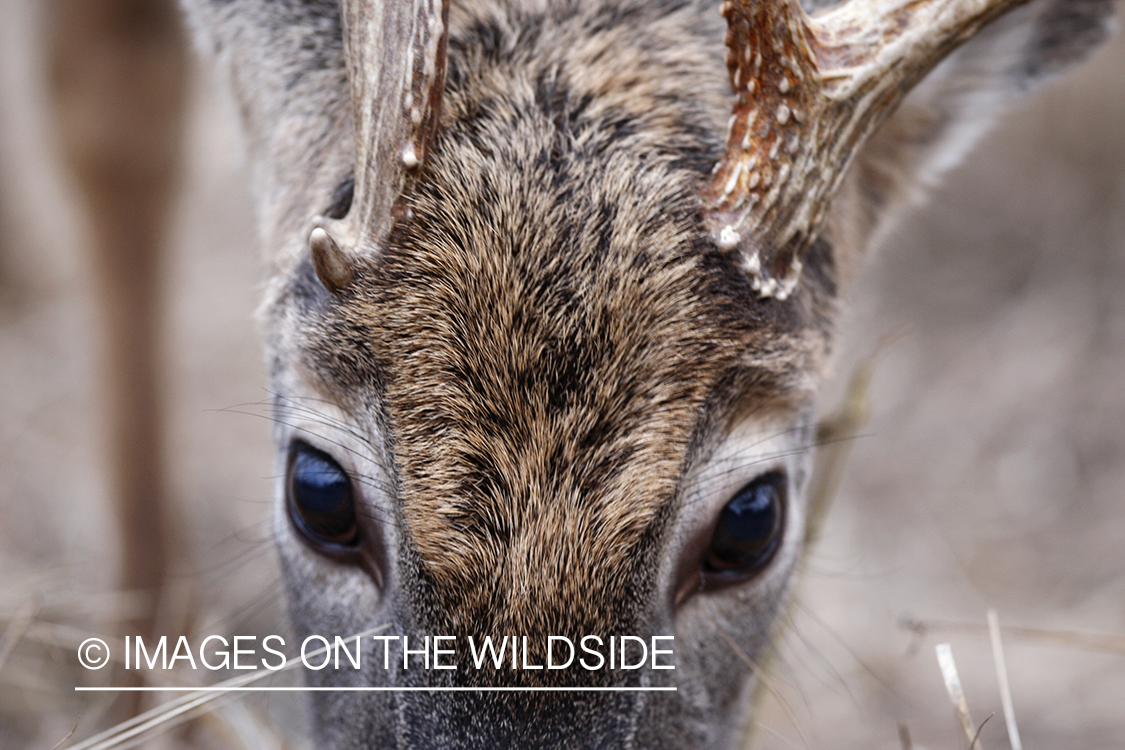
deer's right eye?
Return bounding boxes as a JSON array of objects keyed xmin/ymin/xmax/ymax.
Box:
[{"xmin": 287, "ymin": 442, "xmax": 359, "ymax": 548}]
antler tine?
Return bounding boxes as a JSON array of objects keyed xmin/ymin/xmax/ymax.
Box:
[
  {"xmin": 314, "ymin": 0, "xmax": 449, "ymax": 285},
  {"xmin": 706, "ymin": 0, "xmax": 1030, "ymax": 299}
]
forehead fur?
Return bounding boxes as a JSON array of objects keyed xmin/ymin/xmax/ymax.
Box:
[{"xmin": 275, "ymin": 0, "xmax": 833, "ymax": 639}]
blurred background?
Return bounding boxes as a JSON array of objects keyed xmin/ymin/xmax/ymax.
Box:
[{"xmin": 0, "ymin": 1, "xmax": 1122, "ymax": 748}]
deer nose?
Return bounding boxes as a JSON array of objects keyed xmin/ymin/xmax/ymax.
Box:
[{"xmin": 393, "ymin": 691, "xmax": 637, "ymax": 750}]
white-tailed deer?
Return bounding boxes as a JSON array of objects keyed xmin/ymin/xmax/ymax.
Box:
[{"xmin": 182, "ymin": 0, "xmax": 1113, "ymax": 747}]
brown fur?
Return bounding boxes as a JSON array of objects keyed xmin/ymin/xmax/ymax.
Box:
[{"xmin": 282, "ymin": 0, "xmax": 833, "ymax": 655}]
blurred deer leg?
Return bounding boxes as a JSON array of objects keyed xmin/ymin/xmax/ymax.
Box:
[{"xmin": 48, "ymin": 0, "xmax": 186, "ymax": 641}]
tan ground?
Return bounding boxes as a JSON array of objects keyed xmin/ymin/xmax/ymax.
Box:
[{"xmin": 1, "ymin": 4, "xmax": 1122, "ymax": 749}]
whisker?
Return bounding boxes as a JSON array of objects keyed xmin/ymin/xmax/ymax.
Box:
[{"xmin": 679, "ymin": 431, "xmax": 873, "ymax": 513}]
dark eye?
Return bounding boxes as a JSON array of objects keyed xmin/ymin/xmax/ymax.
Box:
[
  {"xmin": 703, "ymin": 471, "xmax": 786, "ymax": 577},
  {"xmin": 287, "ymin": 442, "xmax": 359, "ymax": 547}
]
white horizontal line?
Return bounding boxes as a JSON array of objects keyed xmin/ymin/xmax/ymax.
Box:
[{"xmin": 76, "ymin": 686, "xmax": 677, "ymax": 692}]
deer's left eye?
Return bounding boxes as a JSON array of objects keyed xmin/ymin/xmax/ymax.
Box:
[
  {"xmin": 703, "ymin": 471, "xmax": 786, "ymax": 577},
  {"xmin": 287, "ymin": 442, "xmax": 359, "ymax": 548}
]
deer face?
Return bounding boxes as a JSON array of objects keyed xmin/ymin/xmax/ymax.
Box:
[
  {"xmin": 267, "ymin": 18, "xmax": 832, "ymax": 739},
  {"xmin": 184, "ymin": 0, "xmax": 1113, "ymax": 746},
  {"xmin": 269, "ymin": 214, "xmax": 826, "ymax": 746}
]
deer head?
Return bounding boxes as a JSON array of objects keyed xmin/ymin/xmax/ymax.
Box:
[{"xmin": 184, "ymin": 0, "xmax": 1112, "ymax": 747}]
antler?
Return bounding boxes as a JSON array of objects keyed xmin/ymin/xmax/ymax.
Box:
[
  {"xmin": 705, "ymin": 0, "xmax": 1030, "ymax": 299},
  {"xmin": 312, "ymin": 0, "xmax": 450, "ymax": 291}
]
